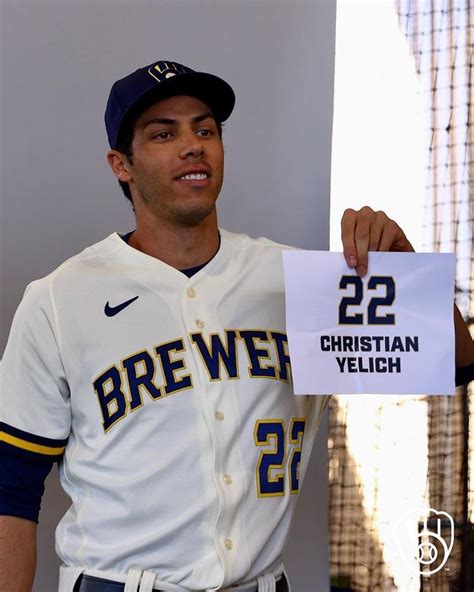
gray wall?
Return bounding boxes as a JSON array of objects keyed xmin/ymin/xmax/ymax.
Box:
[{"xmin": 0, "ymin": 1, "xmax": 336, "ymax": 590}]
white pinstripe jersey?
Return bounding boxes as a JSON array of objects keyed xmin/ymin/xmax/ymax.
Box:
[{"xmin": 1, "ymin": 229, "xmax": 329, "ymax": 589}]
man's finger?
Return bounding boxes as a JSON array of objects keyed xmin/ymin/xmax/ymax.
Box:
[
  {"xmin": 340, "ymin": 208, "xmax": 358, "ymax": 268},
  {"xmin": 367, "ymin": 210, "xmax": 388, "ymax": 252},
  {"xmin": 353, "ymin": 208, "xmax": 374, "ymax": 276},
  {"xmin": 378, "ymin": 218, "xmax": 404, "ymax": 251}
]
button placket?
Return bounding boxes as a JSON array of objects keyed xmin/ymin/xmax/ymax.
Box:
[
  {"xmin": 224, "ymin": 538, "xmax": 233, "ymax": 550},
  {"xmin": 183, "ymin": 287, "xmax": 246, "ymax": 577},
  {"xmin": 184, "ymin": 286, "xmax": 206, "ymax": 330}
]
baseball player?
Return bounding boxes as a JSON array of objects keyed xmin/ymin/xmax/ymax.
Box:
[{"xmin": 1, "ymin": 60, "xmax": 473, "ymax": 592}]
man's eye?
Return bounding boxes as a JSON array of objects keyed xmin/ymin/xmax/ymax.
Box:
[
  {"xmin": 152, "ymin": 132, "xmax": 172, "ymax": 140},
  {"xmin": 197, "ymin": 129, "xmax": 212, "ymax": 137}
]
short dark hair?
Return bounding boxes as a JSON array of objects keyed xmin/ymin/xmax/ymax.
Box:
[{"xmin": 115, "ymin": 110, "xmax": 224, "ymax": 208}]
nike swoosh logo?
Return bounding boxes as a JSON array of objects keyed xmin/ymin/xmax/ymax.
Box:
[{"xmin": 104, "ymin": 296, "xmax": 139, "ymax": 317}]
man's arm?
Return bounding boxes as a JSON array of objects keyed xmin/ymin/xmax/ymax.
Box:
[
  {"xmin": 0, "ymin": 276, "xmax": 70, "ymax": 592},
  {"xmin": 340, "ymin": 206, "xmax": 474, "ymax": 372},
  {"xmin": 0, "ymin": 515, "xmax": 37, "ymax": 592},
  {"xmin": 454, "ymin": 305, "xmax": 474, "ymax": 369}
]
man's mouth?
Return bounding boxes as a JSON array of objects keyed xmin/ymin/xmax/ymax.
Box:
[{"xmin": 177, "ymin": 173, "xmax": 209, "ymax": 181}]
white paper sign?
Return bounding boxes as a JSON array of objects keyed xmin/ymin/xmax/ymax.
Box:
[{"xmin": 282, "ymin": 251, "xmax": 455, "ymax": 395}]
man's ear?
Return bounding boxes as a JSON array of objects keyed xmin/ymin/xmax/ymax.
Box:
[{"xmin": 106, "ymin": 150, "xmax": 132, "ymax": 183}]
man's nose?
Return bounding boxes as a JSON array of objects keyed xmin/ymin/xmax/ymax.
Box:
[{"xmin": 179, "ymin": 132, "xmax": 204, "ymax": 159}]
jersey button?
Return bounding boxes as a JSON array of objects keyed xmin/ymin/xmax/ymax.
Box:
[
  {"xmin": 223, "ymin": 474, "xmax": 233, "ymax": 485},
  {"xmin": 186, "ymin": 287, "xmax": 196, "ymax": 298},
  {"xmin": 195, "ymin": 319, "xmax": 205, "ymax": 328},
  {"xmin": 225, "ymin": 539, "xmax": 233, "ymax": 550},
  {"xmin": 215, "ymin": 411, "xmax": 225, "ymax": 421}
]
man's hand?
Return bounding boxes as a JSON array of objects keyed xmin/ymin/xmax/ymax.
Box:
[
  {"xmin": 340, "ymin": 206, "xmax": 474, "ymax": 375},
  {"xmin": 341, "ymin": 206, "xmax": 415, "ymax": 277}
]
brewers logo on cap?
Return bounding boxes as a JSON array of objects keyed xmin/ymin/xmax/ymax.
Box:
[{"xmin": 148, "ymin": 61, "xmax": 189, "ymax": 83}]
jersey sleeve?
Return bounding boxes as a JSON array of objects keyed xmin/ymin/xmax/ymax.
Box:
[{"xmin": 0, "ymin": 278, "xmax": 71, "ymax": 459}]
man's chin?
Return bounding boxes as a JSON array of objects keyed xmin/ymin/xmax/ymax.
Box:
[{"xmin": 170, "ymin": 203, "xmax": 217, "ymax": 226}]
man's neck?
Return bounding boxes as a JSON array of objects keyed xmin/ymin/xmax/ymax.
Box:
[{"xmin": 128, "ymin": 210, "xmax": 220, "ymax": 270}]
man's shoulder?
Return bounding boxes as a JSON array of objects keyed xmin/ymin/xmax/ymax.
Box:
[{"xmin": 21, "ymin": 233, "xmax": 121, "ymax": 299}]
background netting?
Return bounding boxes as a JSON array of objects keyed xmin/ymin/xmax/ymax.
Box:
[{"xmin": 329, "ymin": 1, "xmax": 473, "ymax": 590}]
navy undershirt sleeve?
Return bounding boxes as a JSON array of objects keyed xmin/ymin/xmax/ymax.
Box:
[
  {"xmin": 0, "ymin": 443, "xmax": 55, "ymax": 523},
  {"xmin": 455, "ymin": 363, "xmax": 474, "ymax": 386}
]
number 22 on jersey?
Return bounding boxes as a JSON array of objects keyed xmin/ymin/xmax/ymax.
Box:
[{"xmin": 254, "ymin": 418, "xmax": 306, "ymax": 497}]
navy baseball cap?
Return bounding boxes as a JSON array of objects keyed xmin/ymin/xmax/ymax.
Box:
[{"xmin": 105, "ymin": 60, "xmax": 236, "ymax": 149}]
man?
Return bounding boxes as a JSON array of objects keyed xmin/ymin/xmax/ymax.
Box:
[{"xmin": 1, "ymin": 60, "xmax": 473, "ymax": 592}]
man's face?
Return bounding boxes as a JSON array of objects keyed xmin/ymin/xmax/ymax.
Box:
[{"xmin": 125, "ymin": 95, "xmax": 224, "ymax": 226}]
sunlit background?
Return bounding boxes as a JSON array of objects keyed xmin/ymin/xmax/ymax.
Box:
[{"xmin": 329, "ymin": 1, "xmax": 473, "ymax": 590}]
